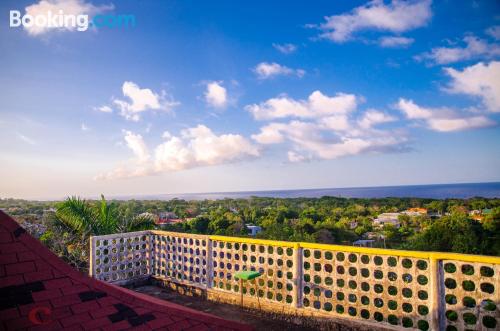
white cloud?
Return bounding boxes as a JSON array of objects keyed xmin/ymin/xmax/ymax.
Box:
[
  {"xmin": 253, "ymin": 119, "xmax": 405, "ymax": 161},
  {"xmin": 415, "ymin": 36, "xmax": 500, "ymax": 65},
  {"xmin": 316, "ymin": 0, "xmax": 432, "ymax": 43},
  {"xmin": 23, "ymin": 0, "xmax": 113, "ymax": 36},
  {"xmin": 358, "ymin": 110, "xmax": 396, "ymax": 129},
  {"xmin": 95, "ymin": 131, "xmax": 152, "ymax": 180},
  {"xmin": 161, "ymin": 131, "xmax": 171, "ymax": 139},
  {"xmin": 16, "ymin": 132, "xmax": 37, "ymax": 145},
  {"xmin": 96, "ymin": 105, "xmax": 112, "ymax": 113},
  {"xmin": 155, "ymin": 125, "xmax": 259, "ymax": 171},
  {"xmin": 246, "ymin": 95, "xmax": 308, "ymax": 120},
  {"xmin": 272, "ymin": 43, "xmax": 298, "ymax": 54},
  {"xmin": 81, "ymin": 123, "xmax": 89, "ymax": 131},
  {"xmin": 251, "ymin": 123, "xmax": 286, "ymax": 144},
  {"xmin": 485, "ymin": 25, "xmax": 500, "ymax": 40},
  {"xmin": 444, "ymin": 61, "xmax": 500, "ymax": 112},
  {"xmin": 123, "ymin": 130, "xmax": 150, "ymax": 163},
  {"xmin": 204, "ymin": 81, "xmax": 227, "ymax": 108},
  {"xmin": 396, "ymin": 98, "xmax": 495, "ymax": 131},
  {"xmin": 112, "ymin": 81, "xmax": 179, "ymax": 121},
  {"xmin": 287, "ymin": 151, "xmax": 306, "ymax": 163},
  {"xmin": 96, "ymin": 125, "xmax": 259, "ymax": 180},
  {"xmin": 396, "ymin": 98, "xmax": 432, "ymax": 119},
  {"xmin": 309, "ymin": 136, "xmax": 401, "ymax": 160},
  {"xmin": 245, "ymin": 91, "xmax": 358, "ymax": 120},
  {"xmin": 119, "ymin": 81, "xmax": 159, "ymax": 111},
  {"xmin": 249, "ymin": 90, "xmax": 407, "ymax": 162},
  {"xmin": 253, "ymin": 121, "xmax": 323, "ymax": 148},
  {"xmin": 253, "ymin": 62, "xmax": 305, "ymax": 79},
  {"xmin": 319, "ymin": 115, "xmax": 351, "ymax": 131},
  {"xmin": 379, "ymin": 36, "xmax": 414, "ymax": 48},
  {"xmin": 426, "ymin": 117, "xmax": 495, "ymax": 132}
]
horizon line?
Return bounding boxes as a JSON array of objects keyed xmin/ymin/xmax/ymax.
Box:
[{"xmin": 3, "ymin": 180, "xmax": 500, "ymax": 201}]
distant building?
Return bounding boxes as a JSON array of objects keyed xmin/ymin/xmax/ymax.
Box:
[
  {"xmin": 469, "ymin": 209, "xmax": 492, "ymax": 222},
  {"xmin": 156, "ymin": 219, "xmax": 184, "ymax": 226},
  {"xmin": 246, "ymin": 224, "xmax": 262, "ymax": 236},
  {"xmin": 159, "ymin": 211, "xmax": 177, "ymax": 220},
  {"xmin": 364, "ymin": 232, "xmax": 384, "ymax": 240},
  {"xmin": 156, "ymin": 212, "xmax": 180, "ymax": 225},
  {"xmin": 353, "ymin": 239, "xmax": 375, "ymax": 248},
  {"xmin": 470, "ymin": 214, "xmax": 484, "ymax": 221},
  {"xmin": 469, "ymin": 210, "xmax": 483, "ymax": 221},
  {"xmin": 402, "ymin": 208, "xmax": 427, "ymax": 216},
  {"xmin": 373, "ymin": 213, "xmax": 401, "ymax": 228}
]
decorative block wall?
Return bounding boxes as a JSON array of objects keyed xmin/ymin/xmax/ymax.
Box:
[
  {"xmin": 91, "ymin": 231, "xmax": 500, "ymax": 331},
  {"xmin": 90, "ymin": 231, "xmax": 151, "ymax": 283}
]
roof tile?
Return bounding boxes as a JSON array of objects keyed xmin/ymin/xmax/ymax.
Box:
[{"xmin": 0, "ymin": 211, "xmax": 251, "ymax": 331}]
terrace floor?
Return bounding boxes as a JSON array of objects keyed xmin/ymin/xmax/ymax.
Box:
[{"xmin": 131, "ymin": 284, "xmax": 390, "ymax": 331}]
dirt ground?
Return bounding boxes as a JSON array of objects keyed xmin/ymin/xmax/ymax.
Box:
[{"xmin": 132, "ymin": 285, "xmax": 389, "ymax": 331}]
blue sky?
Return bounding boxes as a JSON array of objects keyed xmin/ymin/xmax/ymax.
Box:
[{"xmin": 0, "ymin": 0, "xmax": 499, "ymax": 199}]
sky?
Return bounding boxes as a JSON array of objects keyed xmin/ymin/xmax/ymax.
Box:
[{"xmin": 0, "ymin": 0, "xmax": 500, "ymax": 200}]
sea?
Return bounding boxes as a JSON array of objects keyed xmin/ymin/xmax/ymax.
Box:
[{"xmin": 121, "ymin": 182, "xmax": 500, "ymax": 201}]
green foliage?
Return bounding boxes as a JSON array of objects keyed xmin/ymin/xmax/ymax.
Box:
[
  {"xmin": 56, "ymin": 195, "xmax": 155, "ymax": 237},
  {"xmin": 2, "ymin": 195, "xmax": 499, "ymax": 257},
  {"xmin": 39, "ymin": 230, "xmax": 54, "ymax": 244},
  {"xmin": 27, "ymin": 195, "xmax": 155, "ymax": 273},
  {"xmin": 406, "ymin": 213, "xmax": 497, "ymax": 255},
  {"xmin": 188, "ymin": 216, "xmax": 209, "ymax": 234}
]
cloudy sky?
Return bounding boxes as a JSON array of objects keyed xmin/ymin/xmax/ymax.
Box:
[{"xmin": 1, "ymin": 0, "xmax": 500, "ymax": 199}]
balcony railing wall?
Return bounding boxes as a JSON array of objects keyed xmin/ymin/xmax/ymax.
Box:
[{"xmin": 90, "ymin": 230, "xmax": 499, "ymax": 331}]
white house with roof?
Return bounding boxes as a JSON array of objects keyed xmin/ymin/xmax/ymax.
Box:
[
  {"xmin": 373, "ymin": 212, "xmax": 401, "ymax": 228},
  {"xmin": 353, "ymin": 239, "xmax": 375, "ymax": 247},
  {"xmin": 246, "ymin": 224, "xmax": 262, "ymax": 236}
]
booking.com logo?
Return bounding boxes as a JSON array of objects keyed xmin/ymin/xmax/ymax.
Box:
[{"xmin": 9, "ymin": 10, "xmax": 136, "ymax": 32}]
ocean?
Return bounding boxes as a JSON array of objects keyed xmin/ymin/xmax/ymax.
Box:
[{"xmin": 126, "ymin": 182, "xmax": 500, "ymax": 201}]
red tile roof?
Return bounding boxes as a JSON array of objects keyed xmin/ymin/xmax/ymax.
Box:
[{"xmin": 0, "ymin": 211, "xmax": 252, "ymax": 331}]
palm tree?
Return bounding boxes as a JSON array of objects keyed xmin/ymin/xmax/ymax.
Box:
[{"xmin": 56, "ymin": 195, "xmax": 155, "ymax": 238}]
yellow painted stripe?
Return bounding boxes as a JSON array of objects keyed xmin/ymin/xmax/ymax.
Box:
[
  {"xmin": 147, "ymin": 231, "xmax": 500, "ymax": 264},
  {"xmin": 428, "ymin": 252, "xmax": 500, "ymax": 265},
  {"xmin": 300, "ymin": 242, "xmax": 500, "ymax": 263},
  {"xmin": 209, "ymin": 235, "xmax": 296, "ymax": 248},
  {"xmin": 299, "ymin": 242, "xmax": 432, "ymax": 259},
  {"xmin": 151, "ymin": 230, "xmax": 208, "ymax": 240},
  {"xmin": 210, "ymin": 235, "xmax": 500, "ymax": 264}
]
